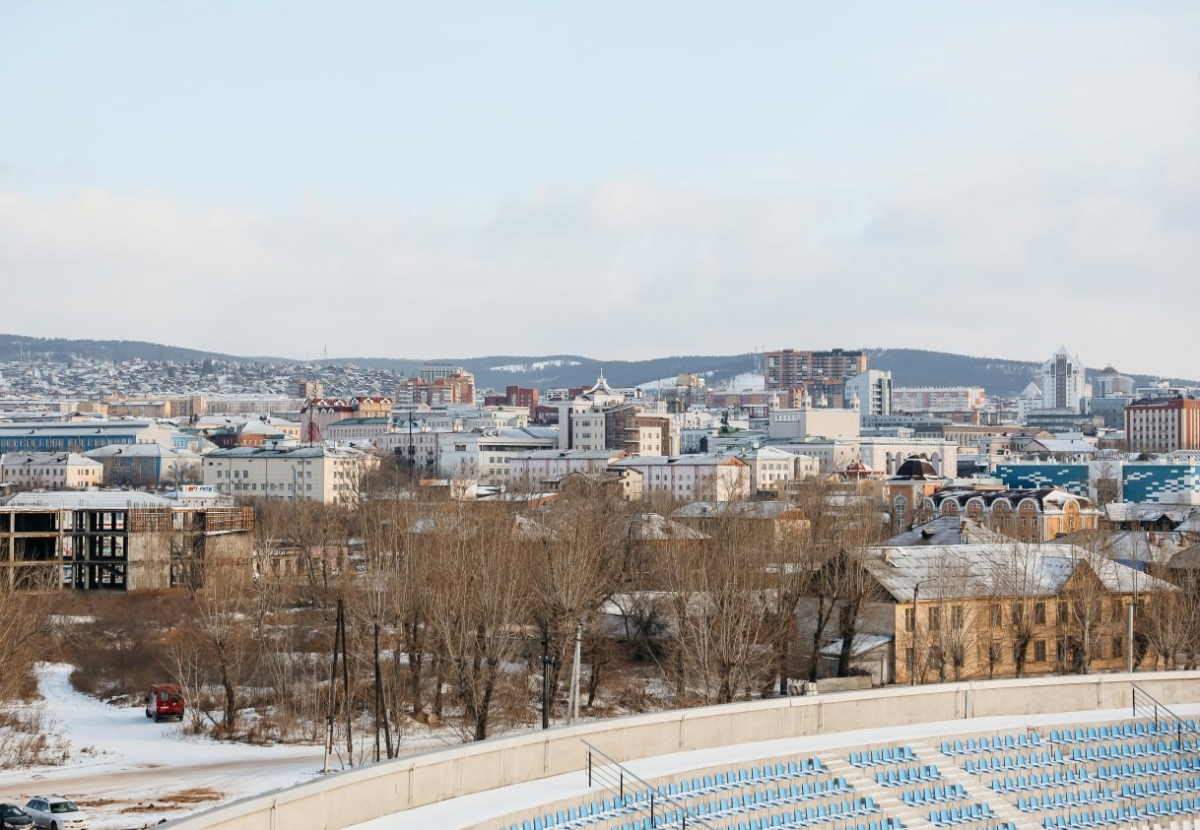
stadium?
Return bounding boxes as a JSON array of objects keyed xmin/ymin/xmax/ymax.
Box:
[{"xmin": 165, "ymin": 671, "xmax": 1200, "ymax": 830}]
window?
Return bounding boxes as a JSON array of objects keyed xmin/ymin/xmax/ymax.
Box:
[
  {"xmin": 990, "ymin": 604, "xmax": 1001, "ymax": 626},
  {"xmin": 1111, "ymin": 599, "xmax": 1124, "ymax": 623},
  {"xmin": 904, "ymin": 607, "xmax": 915, "ymax": 632},
  {"xmin": 1057, "ymin": 600, "xmax": 1069, "ymax": 624},
  {"xmin": 1033, "ymin": 603, "xmax": 1046, "ymax": 625},
  {"xmin": 928, "ymin": 606, "xmax": 941, "ymax": 631},
  {"xmin": 989, "ymin": 642, "xmax": 1004, "ymax": 665},
  {"xmin": 905, "ymin": 647, "xmax": 914, "ymax": 671},
  {"xmin": 951, "ymin": 605, "xmax": 964, "ymax": 628},
  {"xmin": 1034, "ymin": 640, "xmax": 1047, "ymax": 662},
  {"xmin": 1012, "ymin": 603, "xmax": 1025, "ymax": 626},
  {"xmin": 1112, "ymin": 636, "xmax": 1124, "ymax": 658}
]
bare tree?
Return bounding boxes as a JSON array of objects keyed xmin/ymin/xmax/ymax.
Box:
[{"xmin": 422, "ymin": 504, "xmax": 534, "ymax": 741}]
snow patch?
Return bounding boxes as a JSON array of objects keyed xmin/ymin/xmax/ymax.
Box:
[{"xmin": 490, "ymin": 360, "xmax": 583, "ymax": 373}]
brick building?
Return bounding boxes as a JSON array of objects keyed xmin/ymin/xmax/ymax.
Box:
[{"xmin": 1125, "ymin": 396, "xmax": 1200, "ymax": 454}]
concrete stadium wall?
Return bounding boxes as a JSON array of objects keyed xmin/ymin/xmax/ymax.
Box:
[{"xmin": 164, "ymin": 671, "xmax": 1200, "ymax": 830}]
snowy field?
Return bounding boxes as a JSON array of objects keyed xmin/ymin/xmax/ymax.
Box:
[{"xmin": 0, "ymin": 664, "xmax": 326, "ymax": 829}]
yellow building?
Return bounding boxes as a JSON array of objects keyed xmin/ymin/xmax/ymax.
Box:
[{"xmin": 849, "ymin": 542, "xmax": 1178, "ymax": 685}]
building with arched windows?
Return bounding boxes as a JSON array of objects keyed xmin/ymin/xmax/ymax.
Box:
[{"xmin": 916, "ymin": 488, "xmax": 1098, "ymax": 542}]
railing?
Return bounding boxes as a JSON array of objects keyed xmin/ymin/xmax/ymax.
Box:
[
  {"xmin": 1132, "ymin": 682, "xmax": 1198, "ymax": 741},
  {"xmin": 582, "ymin": 739, "xmax": 719, "ymax": 830}
]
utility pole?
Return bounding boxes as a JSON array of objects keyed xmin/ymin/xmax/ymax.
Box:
[
  {"xmin": 910, "ymin": 580, "xmax": 925, "ymax": 686},
  {"xmin": 323, "ymin": 598, "xmax": 342, "ymax": 773},
  {"xmin": 541, "ymin": 631, "xmax": 553, "ymax": 730},
  {"xmin": 567, "ymin": 622, "xmax": 583, "ymax": 725}
]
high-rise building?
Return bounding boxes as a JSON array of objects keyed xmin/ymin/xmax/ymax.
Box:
[
  {"xmin": 1039, "ymin": 347, "xmax": 1085, "ymax": 410},
  {"xmin": 811, "ymin": 349, "xmax": 868, "ymax": 380},
  {"xmin": 763, "ymin": 348, "xmax": 867, "ymax": 391},
  {"xmin": 764, "ymin": 349, "xmax": 811, "ymax": 390}
]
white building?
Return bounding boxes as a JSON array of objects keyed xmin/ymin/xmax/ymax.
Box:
[
  {"xmin": 718, "ymin": 445, "xmax": 816, "ymax": 495},
  {"xmin": 844, "ymin": 371, "xmax": 893, "ymax": 418},
  {"xmin": 203, "ymin": 446, "xmax": 379, "ymax": 504},
  {"xmin": 376, "ymin": 425, "xmax": 452, "ymax": 473},
  {"xmin": 438, "ymin": 427, "xmax": 559, "ymax": 486},
  {"xmin": 1040, "ymin": 346, "xmax": 1085, "ymax": 410},
  {"xmin": 509, "ymin": 449, "xmax": 629, "ymax": 484},
  {"xmin": 0, "ymin": 452, "xmax": 103, "ymax": 490},
  {"xmin": 556, "ymin": 374, "xmax": 626, "ymax": 451},
  {"xmin": 610, "ymin": 455, "xmax": 751, "ymax": 501},
  {"xmin": 768, "ymin": 402, "xmax": 861, "ymax": 440}
]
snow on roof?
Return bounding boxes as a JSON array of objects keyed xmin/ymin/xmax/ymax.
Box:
[
  {"xmin": 672, "ymin": 501, "xmax": 807, "ymax": 521},
  {"xmin": 4, "ymin": 490, "xmax": 178, "ymax": 510},
  {"xmin": 820, "ymin": 633, "xmax": 894, "ymax": 658},
  {"xmin": 863, "ymin": 543, "xmax": 1176, "ymax": 602},
  {"xmin": 884, "ymin": 516, "xmax": 1010, "ymax": 547},
  {"xmin": 624, "ymin": 513, "xmax": 709, "ymax": 541}
]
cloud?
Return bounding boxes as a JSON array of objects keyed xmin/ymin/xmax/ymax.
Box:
[{"xmin": 1, "ymin": 159, "xmax": 1196, "ymax": 380}]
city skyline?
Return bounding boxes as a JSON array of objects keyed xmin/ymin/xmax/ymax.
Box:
[{"xmin": 2, "ymin": 3, "xmax": 1198, "ymax": 375}]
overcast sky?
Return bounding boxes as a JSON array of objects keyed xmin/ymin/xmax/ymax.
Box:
[{"xmin": 1, "ymin": 2, "xmax": 1198, "ymax": 376}]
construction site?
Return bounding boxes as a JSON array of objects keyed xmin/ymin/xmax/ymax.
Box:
[{"xmin": 0, "ymin": 491, "xmax": 255, "ymax": 590}]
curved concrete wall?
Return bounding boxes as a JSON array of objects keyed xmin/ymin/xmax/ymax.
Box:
[{"xmin": 164, "ymin": 671, "xmax": 1200, "ymax": 830}]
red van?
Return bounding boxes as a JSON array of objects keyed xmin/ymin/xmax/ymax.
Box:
[{"xmin": 144, "ymin": 684, "xmax": 185, "ymax": 722}]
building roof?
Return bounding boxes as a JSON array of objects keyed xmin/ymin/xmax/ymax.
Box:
[
  {"xmin": 624, "ymin": 513, "xmax": 709, "ymax": 541},
  {"xmin": 85, "ymin": 444, "xmax": 197, "ymax": 460},
  {"xmin": 1, "ymin": 451, "xmax": 103, "ymax": 467},
  {"xmin": 205, "ymin": 446, "xmax": 372, "ymax": 459},
  {"xmin": 890, "ymin": 456, "xmax": 941, "ymax": 481},
  {"xmin": 884, "ymin": 516, "xmax": 1011, "ymax": 547},
  {"xmin": 611, "ymin": 455, "xmax": 748, "ymax": 468},
  {"xmin": 672, "ymin": 501, "xmax": 807, "ymax": 522},
  {"xmin": 515, "ymin": 449, "xmax": 627, "ymax": 461},
  {"xmin": 820, "ymin": 633, "xmax": 893, "ymax": 658},
  {"xmin": 3, "ymin": 490, "xmax": 178, "ymax": 510},
  {"xmin": 862, "ymin": 543, "xmax": 1176, "ymax": 602},
  {"xmin": 927, "ymin": 487, "xmax": 1091, "ymax": 511},
  {"xmin": 1049, "ymin": 530, "xmax": 1191, "ymax": 565}
]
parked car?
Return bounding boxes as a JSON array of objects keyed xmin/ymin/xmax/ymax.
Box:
[
  {"xmin": 0, "ymin": 803, "xmax": 34, "ymax": 829},
  {"xmin": 21, "ymin": 797, "xmax": 89, "ymax": 830},
  {"xmin": 144, "ymin": 683, "xmax": 185, "ymax": 722}
]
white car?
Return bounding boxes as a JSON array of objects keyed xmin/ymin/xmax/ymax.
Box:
[{"xmin": 21, "ymin": 798, "xmax": 89, "ymax": 830}]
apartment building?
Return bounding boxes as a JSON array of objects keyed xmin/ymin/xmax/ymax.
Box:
[
  {"xmin": 203, "ymin": 446, "xmax": 379, "ymax": 503},
  {"xmin": 764, "ymin": 348, "xmax": 868, "ymax": 392},
  {"xmin": 1125, "ymin": 396, "xmax": 1200, "ymax": 454},
  {"xmin": 892, "ymin": 386, "xmax": 986, "ymax": 415},
  {"xmin": 604, "ymin": 403, "xmax": 681, "ymax": 457},
  {"xmin": 437, "ymin": 427, "xmax": 559, "ymax": 486},
  {"xmin": 397, "ymin": 366, "xmax": 476, "ymax": 407},
  {"xmin": 1, "ymin": 452, "xmax": 103, "ymax": 490}
]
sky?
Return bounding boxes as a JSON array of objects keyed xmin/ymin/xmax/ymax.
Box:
[{"xmin": 1, "ymin": 2, "xmax": 1198, "ymax": 376}]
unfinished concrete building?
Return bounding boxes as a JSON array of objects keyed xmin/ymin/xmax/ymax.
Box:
[{"xmin": 0, "ymin": 491, "xmax": 254, "ymax": 590}]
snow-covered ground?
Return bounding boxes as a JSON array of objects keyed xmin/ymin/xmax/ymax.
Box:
[
  {"xmin": 490, "ymin": 360, "xmax": 582, "ymax": 373},
  {"xmin": 0, "ymin": 664, "xmax": 325, "ymax": 830}
]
